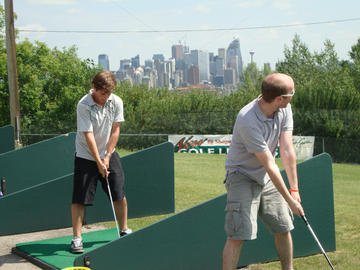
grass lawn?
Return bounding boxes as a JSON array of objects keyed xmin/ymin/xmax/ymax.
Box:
[{"xmin": 115, "ymin": 151, "xmax": 360, "ymax": 269}]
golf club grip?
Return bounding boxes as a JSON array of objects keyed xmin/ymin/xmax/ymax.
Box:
[{"xmin": 301, "ymin": 215, "xmax": 308, "ymax": 225}]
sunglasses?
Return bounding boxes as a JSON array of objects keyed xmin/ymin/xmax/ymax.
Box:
[{"xmin": 281, "ymin": 89, "xmax": 295, "ymax": 97}]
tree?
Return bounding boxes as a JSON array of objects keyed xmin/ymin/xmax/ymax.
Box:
[
  {"xmin": 276, "ymin": 35, "xmax": 360, "ymax": 138},
  {"xmin": 0, "ymin": 4, "xmax": 100, "ymax": 143},
  {"xmin": 348, "ymin": 38, "xmax": 360, "ymax": 92}
]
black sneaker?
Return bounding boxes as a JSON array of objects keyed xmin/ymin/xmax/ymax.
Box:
[
  {"xmin": 70, "ymin": 238, "xmax": 84, "ymax": 254},
  {"xmin": 120, "ymin": 228, "xmax": 132, "ymax": 236}
]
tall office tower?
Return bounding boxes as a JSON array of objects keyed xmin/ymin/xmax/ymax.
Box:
[
  {"xmin": 228, "ymin": 55, "xmax": 239, "ymax": 83},
  {"xmin": 174, "ymin": 70, "xmax": 183, "ymax": 88},
  {"xmin": 133, "ymin": 67, "xmax": 144, "ymax": 85},
  {"xmin": 209, "ymin": 52, "xmax": 214, "ymax": 62},
  {"xmin": 215, "ymin": 56, "xmax": 225, "ymax": 76},
  {"xmin": 224, "ymin": 68, "xmax": 236, "ymax": 86},
  {"xmin": 154, "ymin": 59, "xmax": 167, "ymax": 87},
  {"xmin": 226, "ymin": 39, "xmax": 243, "ymax": 78},
  {"xmin": 210, "ymin": 60, "xmax": 217, "ymax": 78},
  {"xmin": 153, "ymin": 54, "xmax": 165, "ymax": 62},
  {"xmin": 188, "ymin": 65, "xmax": 200, "ymax": 85},
  {"xmin": 120, "ymin": 59, "xmax": 131, "ymax": 71},
  {"xmin": 190, "ymin": 50, "xmax": 210, "ymax": 82},
  {"xmin": 165, "ymin": 58, "xmax": 176, "ymax": 83},
  {"xmin": 183, "ymin": 53, "xmax": 192, "ymax": 84},
  {"xmin": 172, "ymin": 44, "xmax": 184, "ymax": 60},
  {"xmin": 145, "ymin": 59, "xmax": 154, "ymax": 69},
  {"xmin": 131, "ymin": 54, "xmax": 140, "ymax": 69},
  {"xmin": 98, "ymin": 54, "xmax": 110, "ymax": 70},
  {"xmin": 183, "ymin": 45, "xmax": 190, "ymax": 54},
  {"xmin": 218, "ymin": 48, "xmax": 226, "ymax": 66}
]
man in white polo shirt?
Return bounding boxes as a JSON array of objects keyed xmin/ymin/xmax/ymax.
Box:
[
  {"xmin": 70, "ymin": 71, "xmax": 131, "ymax": 254},
  {"xmin": 222, "ymin": 73, "xmax": 304, "ymax": 270}
]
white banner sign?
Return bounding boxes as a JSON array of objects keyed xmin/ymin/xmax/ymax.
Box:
[{"xmin": 168, "ymin": 135, "xmax": 315, "ymax": 160}]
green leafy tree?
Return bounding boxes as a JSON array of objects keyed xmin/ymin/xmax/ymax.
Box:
[
  {"xmin": 0, "ymin": 4, "xmax": 100, "ymax": 143},
  {"xmin": 348, "ymin": 38, "xmax": 360, "ymax": 92},
  {"xmin": 276, "ymin": 35, "xmax": 360, "ymax": 138}
]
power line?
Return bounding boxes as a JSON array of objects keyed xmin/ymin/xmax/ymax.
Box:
[{"xmin": 17, "ymin": 17, "xmax": 360, "ymax": 34}]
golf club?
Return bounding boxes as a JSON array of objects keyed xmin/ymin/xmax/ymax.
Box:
[
  {"xmin": 301, "ymin": 215, "xmax": 335, "ymax": 270},
  {"xmin": 105, "ymin": 173, "xmax": 121, "ymax": 238}
]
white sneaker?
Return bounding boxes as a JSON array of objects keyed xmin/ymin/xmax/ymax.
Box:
[
  {"xmin": 70, "ymin": 237, "xmax": 83, "ymax": 253},
  {"xmin": 120, "ymin": 228, "xmax": 132, "ymax": 236}
]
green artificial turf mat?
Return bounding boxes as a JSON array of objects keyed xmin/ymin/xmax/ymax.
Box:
[{"xmin": 15, "ymin": 228, "xmax": 118, "ymax": 269}]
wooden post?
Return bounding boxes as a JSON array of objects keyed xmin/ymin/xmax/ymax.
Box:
[{"xmin": 5, "ymin": 0, "xmax": 21, "ymax": 147}]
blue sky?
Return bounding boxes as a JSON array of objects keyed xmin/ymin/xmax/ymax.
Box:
[{"xmin": 13, "ymin": 0, "xmax": 360, "ymax": 71}]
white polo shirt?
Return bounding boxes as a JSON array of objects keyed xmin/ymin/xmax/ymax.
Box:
[
  {"xmin": 225, "ymin": 98, "xmax": 293, "ymax": 185},
  {"xmin": 75, "ymin": 90, "xmax": 124, "ymax": 161}
]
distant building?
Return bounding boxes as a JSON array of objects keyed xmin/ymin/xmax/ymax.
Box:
[
  {"xmin": 98, "ymin": 54, "xmax": 110, "ymax": 70},
  {"xmin": 226, "ymin": 39, "xmax": 243, "ymax": 78},
  {"xmin": 213, "ymin": 76, "xmax": 224, "ymax": 87},
  {"xmin": 120, "ymin": 59, "xmax": 131, "ymax": 71},
  {"xmin": 145, "ymin": 59, "xmax": 154, "ymax": 69},
  {"xmin": 218, "ymin": 48, "xmax": 226, "ymax": 65},
  {"xmin": 224, "ymin": 68, "xmax": 236, "ymax": 86},
  {"xmin": 191, "ymin": 50, "xmax": 210, "ymax": 82},
  {"xmin": 228, "ymin": 55, "xmax": 239, "ymax": 83},
  {"xmin": 131, "ymin": 54, "xmax": 140, "ymax": 69},
  {"xmin": 188, "ymin": 65, "xmax": 200, "ymax": 85},
  {"xmin": 215, "ymin": 56, "xmax": 225, "ymax": 76},
  {"xmin": 153, "ymin": 54, "xmax": 165, "ymax": 62},
  {"xmin": 172, "ymin": 44, "xmax": 184, "ymax": 60}
]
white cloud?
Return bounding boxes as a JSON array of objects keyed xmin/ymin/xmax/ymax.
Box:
[
  {"xmin": 195, "ymin": 4, "xmax": 212, "ymax": 14},
  {"xmin": 273, "ymin": 0, "xmax": 292, "ymax": 10},
  {"xmin": 25, "ymin": 0, "xmax": 77, "ymax": 5},
  {"xmin": 237, "ymin": 1, "xmax": 265, "ymax": 8}
]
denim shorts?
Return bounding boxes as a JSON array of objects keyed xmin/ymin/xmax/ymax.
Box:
[
  {"xmin": 72, "ymin": 152, "xmax": 125, "ymax": 206},
  {"xmin": 224, "ymin": 171, "xmax": 294, "ymax": 240}
]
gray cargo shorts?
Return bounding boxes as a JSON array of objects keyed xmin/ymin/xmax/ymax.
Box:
[{"xmin": 224, "ymin": 171, "xmax": 294, "ymax": 240}]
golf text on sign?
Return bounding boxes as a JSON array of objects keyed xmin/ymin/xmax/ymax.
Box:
[
  {"xmin": 168, "ymin": 135, "xmax": 315, "ymax": 160},
  {"xmin": 169, "ymin": 135, "xmax": 232, "ymax": 154}
]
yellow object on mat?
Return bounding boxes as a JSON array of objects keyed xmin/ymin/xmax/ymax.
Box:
[{"xmin": 61, "ymin": 267, "xmax": 90, "ymax": 270}]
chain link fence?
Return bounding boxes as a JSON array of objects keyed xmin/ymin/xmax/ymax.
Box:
[{"xmin": 18, "ymin": 133, "xmax": 360, "ymax": 164}]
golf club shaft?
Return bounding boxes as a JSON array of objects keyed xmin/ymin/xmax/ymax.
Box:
[
  {"xmin": 106, "ymin": 174, "xmax": 121, "ymax": 238},
  {"xmin": 301, "ymin": 216, "xmax": 335, "ymax": 270}
]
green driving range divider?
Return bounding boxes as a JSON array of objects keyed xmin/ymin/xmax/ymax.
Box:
[
  {"xmin": 0, "ymin": 125, "xmax": 15, "ymax": 154},
  {"xmin": 66, "ymin": 153, "xmax": 334, "ymax": 270},
  {"xmin": 0, "ymin": 142, "xmax": 174, "ymax": 236},
  {"xmin": 0, "ymin": 132, "xmax": 76, "ymax": 195}
]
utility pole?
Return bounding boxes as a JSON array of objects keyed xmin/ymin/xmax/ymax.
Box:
[{"xmin": 5, "ymin": 0, "xmax": 21, "ymax": 147}]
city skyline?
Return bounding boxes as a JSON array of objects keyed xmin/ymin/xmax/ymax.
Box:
[{"xmin": 14, "ymin": 0, "xmax": 360, "ymax": 71}]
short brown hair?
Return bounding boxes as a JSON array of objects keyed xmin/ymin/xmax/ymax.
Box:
[
  {"xmin": 92, "ymin": 71, "xmax": 117, "ymax": 92},
  {"xmin": 261, "ymin": 73, "xmax": 293, "ymax": 102}
]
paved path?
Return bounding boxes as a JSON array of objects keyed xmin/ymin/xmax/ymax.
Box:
[{"xmin": 0, "ymin": 224, "xmax": 107, "ymax": 270}]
